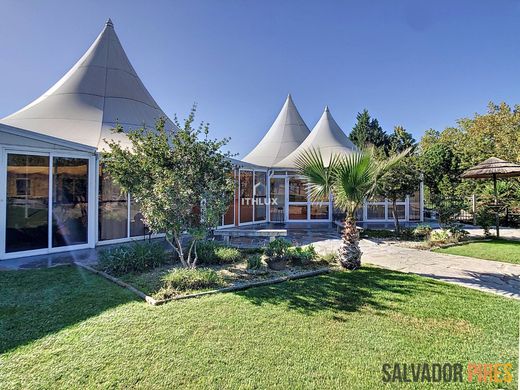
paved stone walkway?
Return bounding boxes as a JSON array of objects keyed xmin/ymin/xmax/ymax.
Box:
[
  {"xmin": 313, "ymin": 238, "xmax": 520, "ymax": 300},
  {"xmin": 465, "ymin": 226, "xmax": 520, "ymax": 241}
]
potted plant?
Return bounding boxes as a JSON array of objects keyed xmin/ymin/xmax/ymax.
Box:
[{"xmin": 264, "ymin": 238, "xmax": 291, "ymax": 270}]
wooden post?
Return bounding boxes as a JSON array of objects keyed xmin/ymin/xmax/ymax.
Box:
[
  {"xmin": 493, "ymin": 173, "xmax": 500, "ymax": 238},
  {"xmin": 472, "ymin": 194, "xmax": 477, "ymax": 225}
]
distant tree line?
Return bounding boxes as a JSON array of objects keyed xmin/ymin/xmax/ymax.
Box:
[{"xmin": 349, "ymin": 102, "xmax": 520, "ymax": 227}]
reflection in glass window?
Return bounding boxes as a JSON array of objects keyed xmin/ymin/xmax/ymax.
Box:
[
  {"xmin": 289, "ymin": 205, "xmax": 307, "ymax": 220},
  {"xmin": 254, "ymin": 171, "xmax": 267, "ymax": 221},
  {"xmin": 15, "ymin": 178, "xmax": 30, "ymax": 196},
  {"xmin": 52, "ymin": 157, "xmax": 89, "ymax": 247},
  {"xmin": 355, "ymin": 207, "xmax": 364, "ymax": 221},
  {"xmin": 130, "ymin": 197, "xmax": 147, "ymax": 237},
  {"xmin": 99, "ymin": 167, "xmax": 128, "ymax": 241},
  {"xmin": 221, "ymin": 173, "xmax": 235, "ymax": 226},
  {"xmin": 270, "ymin": 177, "xmax": 285, "ymax": 223},
  {"xmin": 6, "ymin": 154, "xmax": 49, "ymax": 253},
  {"xmin": 239, "ymin": 170, "xmax": 254, "ymax": 223},
  {"xmin": 390, "ymin": 204, "xmax": 406, "ymax": 220},
  {"xmin": 367, "ymin": 205, "xmax": 385, "ymax": 220},
  {"xmin": 222, "ymin": 184, "xmax": 235, "ymax": 227},
  {"xmin": 310, "ymin": 204, "xmax": 329, "ymax": 220},
  {"xmin": 289, "ymin": 177, "xmax": 307, "ymax": 202},
  {"xmin": 409, "ymin": 189, "xmax": 421, "ymax": 221}
]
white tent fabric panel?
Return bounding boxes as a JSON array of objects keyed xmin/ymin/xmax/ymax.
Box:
[
  {"xmin": 275, "ymin": 106, "xmax": 357, "ymax": 168},
  {"xmin": 242, "ymin": 94, "xmax": 310, "ymax": 167},
  {"xmin": 1, "ymin": 19, "xmax": 175, "ymax": 150}
]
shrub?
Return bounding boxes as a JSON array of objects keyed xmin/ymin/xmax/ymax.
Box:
[
  {"xmin": 398, "ymin": 228, "xmax": 416, "ymax": 240},
  {"xmin": 428, "ymin": 227, "xmax": 467, "ymax": 246},
  {"xmin": 361, "ymin": 229, "xmax": 395, "ymax": 239},
  {"xmin": 287, "ymin": 245, "xmax": 317, "ymax": 266},
  {"xmin": 429, "ymin": 229, "xmax": 451, "ymax": 244},
  {"xmin": 446, "ymin": 223, "xmax": 469, "ymax": 240},
  {"xmin": 246, "ymin": 254, "xmax": 263, "ymax": 270},
  {"xmin": 240, "ymin": 247, "xmax": 264, "ymax": 255},
  {"xmin": 196, "ymin": 240, "xmax": 221, "ymax": 264},
  {"xmin": 161, "ymin": 268, "xmax": 224, "ymax": 293},
  {"xmin": 197, "ymin": 240, "xmax": 241, "ymax": 265},
  {"xmin": 320, "ymin": 252, "xmax": 339, "ymax": 264},
  {"xmin": 264, "ymin": 238, "xmax": 291, "ymax": 263},
  {"xmin": 98, "ymin": 241, "xmax": 169, "ymax": 276},
  {"xmin": 214, "ymin": 246, "xmax": 241, "ymax": 263},
  {"xmin": 413, "ymin": 224, "xmax": 433, "ymax": 239},
  {"xmin": 476, "ymin": 207, "xmax": 495, "ymax": 237}
]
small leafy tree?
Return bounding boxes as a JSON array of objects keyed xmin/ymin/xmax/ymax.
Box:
[
  {"xmin": 102, "ymin": 107, "xmax": 234, "ymax": 268},
  {"xmin": 377, "ymin": 159, "xmax": 420, "ymax": 234},
  {"xmin": 378, "ymin": 127, "xmax": 419, "ymax": 233}
]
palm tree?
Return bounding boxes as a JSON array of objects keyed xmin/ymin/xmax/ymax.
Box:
[{"xmin": 295, "ymin": 148, "xmax": 407, "ymax": 270}]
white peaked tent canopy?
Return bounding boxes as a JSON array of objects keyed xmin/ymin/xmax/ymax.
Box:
[
  {"xmin": 1, "ymin": 19, "xmax": 175, "ymax": 150},
  {"xmin": 275, "ymin": 106, "xmax": 356, "ymax": 168},
  {"xmin": 242, "ymin": 94, "xmax": 310, "ymax": 167}
]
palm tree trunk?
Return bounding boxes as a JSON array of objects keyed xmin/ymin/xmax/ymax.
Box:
[{"xmin": 339, "ymin": 216, "xmax": 362, "ymax": 270}]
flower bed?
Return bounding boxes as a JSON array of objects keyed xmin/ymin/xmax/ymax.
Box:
[{"xmin": 96, "ymin": 239, "xmax": 336, "ymax": 302}]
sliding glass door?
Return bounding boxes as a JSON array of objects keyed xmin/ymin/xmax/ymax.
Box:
[
  {"xmin": 238, "ymin": 169, "xmax": 267, "ymax": 225},
  {"xmin": 269, "ymin": 177, "xmax": 285, "ymax": 223},
  {"xmin": 239, "ymin": 170, "xmax": 254, "ymax": 224},
  {"xmin": 254, "ymin": 171, "xmax": 267, "ymax": 222},
  {"xmin": 52, "ymin": 157, "xmax": 89, "ymax": 247},
  {"xmin": 5, "ymin": 154, "xmax": 50, "ymax": 252},
  {"xmin": 3, "ymin": 151, "xmax": 92, "ymax": 257}
]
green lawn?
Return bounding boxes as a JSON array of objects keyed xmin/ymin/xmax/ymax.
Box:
[
  {"xmin": 0, "ymin": 265, "xmax": 518, "ymax": 389},
  {"xmin": 434, "ymin": 239, "xmax": 520, "ymax": 265}
]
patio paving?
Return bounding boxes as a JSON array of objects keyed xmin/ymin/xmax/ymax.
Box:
[
  {"xmin": 313, "ymin": 238, "xmax": 520, "ymax": 299},
  {"xmin": 0, "ymin": 238, "xmax": 170, "ymax": 271}
]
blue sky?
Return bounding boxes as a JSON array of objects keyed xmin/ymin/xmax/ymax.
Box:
[{"xmin": 1, "ymin": 0, "xmax": 519, "ymax": 157}]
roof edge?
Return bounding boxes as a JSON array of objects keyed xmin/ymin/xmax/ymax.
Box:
[{"xmin": 0, "ymin": 122, "xmax": 97, "ymax": 153}]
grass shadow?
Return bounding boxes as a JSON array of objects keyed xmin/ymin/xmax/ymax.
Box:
[
  {"xmin": 0, "ymin": 265, "xmax": 137, "ymax": 354},
  {"xmin": 235, "ymin": 267, "xmax": 433, "ymax": 316}
]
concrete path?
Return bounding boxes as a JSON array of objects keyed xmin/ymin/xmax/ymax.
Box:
[
  {"xmin": 313, "ymin": 238, "xmax": 520, "ymax": 300},
  {"xmin": 465, "ymin": 226, "xmax": 520, "ymax": 241}
]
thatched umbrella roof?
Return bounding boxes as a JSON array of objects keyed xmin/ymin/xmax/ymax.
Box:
[
  {"xmin": 460, "ymin": 157, "xmax": 520, "ymax": 238},
  {"xmin": 461, "ymin": 157, "xmax": 520, "ymax": 179}
]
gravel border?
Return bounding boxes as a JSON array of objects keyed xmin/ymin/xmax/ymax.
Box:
[{"xmin": 75, "ymin": 261, "xmax": 331, "ymax": 306}]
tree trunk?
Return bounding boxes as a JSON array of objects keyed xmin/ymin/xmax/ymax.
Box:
[
  {"xmin": 339, "ymin": 216, "xmax": 362, "ymax": 270},
  {"xmin": 186, "ymin": 239, "xmax": 197, "ymax": 268},
  {"xmin": 166, "ymin": 231, "xmax": 188, "ymax": 268},
  {"xmin": 392, "ymin": 199, "xmax": 400, "ymax": 235}
]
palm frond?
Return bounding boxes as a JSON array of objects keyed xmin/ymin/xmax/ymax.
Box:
[
  {"xmin": 296, "ymin": 147, "xmax": 411, "ymax": 220},
  {"xmin": 332, "ymin": 152, "xmax": 377, "ymax": 215},
  {"xmin": 294, "ymin": 148, "xmax": 335, "ymax": 202}
]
